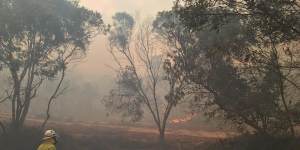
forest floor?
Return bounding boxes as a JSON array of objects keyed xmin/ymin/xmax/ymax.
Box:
[
  {"xmin": 30, "ymin": 119, "xmax": 234, "ymax": 150},
  {"xmin": 1, "ymin": 114, "xmax": 299, "ymax": 150},
  {"xmin": 0, "ymin": 113, "xmax": 237, "ymax": 150}
]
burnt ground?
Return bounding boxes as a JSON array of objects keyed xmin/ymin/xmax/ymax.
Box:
[
  {"xmin": 0, "ymin": 116, "xmax": 300, "ymax": 150},
  {"xmin": 0, "ymin": 116, "xmax": 235, "ymax": 150}
]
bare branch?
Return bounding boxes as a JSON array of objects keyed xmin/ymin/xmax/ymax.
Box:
[
  {"xmin": 0, "ymin": 89, "xmax": 13, "ymax": 104},
  {"xmin": 41, "ymin": 67, "xmax": 66, "ymax": 129}
]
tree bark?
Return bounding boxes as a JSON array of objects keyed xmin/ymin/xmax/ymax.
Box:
[
  {"xmin": 0, "ymin": 121, "xmax": 6, "ymax": 135},
  {"xmin": 159, "ymin": 128, "xmax": 166, "ymax": 150}
]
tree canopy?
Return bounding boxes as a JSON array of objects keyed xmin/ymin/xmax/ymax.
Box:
[{"xmin": 0, "ymin": 0, "xmax": 104, "ymax": 129}]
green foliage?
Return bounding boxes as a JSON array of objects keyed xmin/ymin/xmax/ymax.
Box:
[
  {"xmin": 103, "ymin": 67, "xmax": 144, "ymax": 122},
  {"xmin": 0, "ymin": 0, "xmax": 104, "ymax": 79},
  {"xmin": 178, "ymin": 0, "xmax": 300, "ymax": 43},
  {"xmin": 154, "ymin": 0, "xmax": 300, "ymax": 136},
  {"xmin": 108, "ymin": 12, "xmax": 135, "ymax": 50},
  {"xmin": 105, "ymin": 12, "xmax": 144, "ymax": 122},
  {"xmin": 105, "ymin": 12, "xmax": 188, "ymax": 141},
  {"xmin": 0, "ymin": 0, "xmax": 104, "ymax": 128}
]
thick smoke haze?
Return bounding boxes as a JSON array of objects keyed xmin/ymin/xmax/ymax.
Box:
[
  {"xmin": 1, "ymin": 1, "xmax": 299, "ymax": 150},
  {"xmin": 1, "ymin": 0, "xmax": 175, "ymax": 124},
  {"xmin": 64, "ymin": 0, "xmax": 174, "ymax": 122},
  {"xmin": 75, "ymin": 0, "xmax": 173, "ymax": 78},
  {"xmin": 0, "ymin": 0, "xmax": 211, "ymax": 127}
]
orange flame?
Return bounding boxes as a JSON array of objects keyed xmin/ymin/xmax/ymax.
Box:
[{"xmin": 170, "ymin": 113, "xmax": 197, "ymax": 124}]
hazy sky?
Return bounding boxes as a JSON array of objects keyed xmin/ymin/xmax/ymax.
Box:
[
  {"xmin": 55, "ymin": 1, "xmax": 174, "ymax": 121},
  {"xmin": 1, "ymin": 0, "xmax": 176, "ymax": 122},
  {"xmin": 72, "ymin": 0, "xmax": 173, "ymax": 81},
  {"xmin": 80, "ymin": 0, "xmax": 174, "ymax": 20}
]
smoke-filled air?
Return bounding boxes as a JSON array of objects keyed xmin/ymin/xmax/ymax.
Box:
[{"xmin": 0, "ymin": 0, "xmax": 300, "ymax": 150}]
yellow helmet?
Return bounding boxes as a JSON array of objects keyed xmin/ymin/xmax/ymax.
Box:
[{"xmin": 43, "ymin": 129, "xmax": 57, "ymax": 140}]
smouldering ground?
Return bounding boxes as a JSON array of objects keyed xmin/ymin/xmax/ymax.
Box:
[
  {"xmin": 0, "ymin": 114, "xmax": 236, "ymax": 150},
  {"xmin": 28, "ymin": 119, "xmax": 235, "ymax": 150}
]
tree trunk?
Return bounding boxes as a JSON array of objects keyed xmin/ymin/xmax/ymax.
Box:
[
  {"xmin": 158, "ymin": 128, "xmax": 166, "ymax": 150},
  {"xmin": 278, "ymin": 74, "xmax": 295, "ymax": 136},
  {"xmin": 271, "ymin": 43, "xmax": 295, "ymax": 136},
  {"xmin": 0, "ymin": 121, "xmax": 6, "ymax": 135}
]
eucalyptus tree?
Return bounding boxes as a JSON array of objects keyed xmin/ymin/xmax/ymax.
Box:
[
  {"xmin": 104, "ymin": 12, "xmax": 186, "ymax": 142},
  {"xmin": 0, "ymin": 0, "xmax": 104, "ymax": 129},
  {"xmin": 155, "ymin": 0, "xmax": 300, "ymax": 136}
]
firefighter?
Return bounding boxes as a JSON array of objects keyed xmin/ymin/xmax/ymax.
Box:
[{"xmin": 37, "ymin": 129, "xmax": 58, "ymax": 150}]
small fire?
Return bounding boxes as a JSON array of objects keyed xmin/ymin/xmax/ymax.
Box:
[{"xmin": 170, "ymin": 113, "xmax": 197, "ymax": 124}]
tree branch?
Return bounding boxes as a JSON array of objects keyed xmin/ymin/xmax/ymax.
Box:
[{"xmin": 41, "ymin": 67, "xmax": 66, "ymax": 129}]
